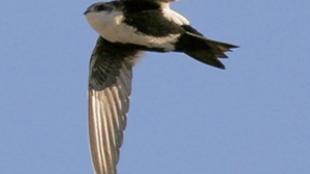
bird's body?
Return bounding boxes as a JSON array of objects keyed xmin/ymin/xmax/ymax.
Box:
[
  {"xmin": 85, "ymin": 1, "xmax": 187, "ymax": 51},
  {"xmin": 84, "ymin": 1, "xmax": 238, "ymax": 174},
  {"xmin": 85, "ymin": 0, "xmax": 237, "ymax": 64}
]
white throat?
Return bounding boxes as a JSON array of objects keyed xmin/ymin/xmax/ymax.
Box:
[{"xmin": 86, "ymin": 11, "xmax": 124, "ymax": 38}]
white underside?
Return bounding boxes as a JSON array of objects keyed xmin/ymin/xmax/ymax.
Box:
[{"xmin": 86, "ymin": 6, "xmax": 189, "ymax": 51}]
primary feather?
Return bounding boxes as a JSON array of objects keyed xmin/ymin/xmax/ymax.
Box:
[{"xmin": 89, "ymin": 37, "xmax": 140, "ymax": 174}]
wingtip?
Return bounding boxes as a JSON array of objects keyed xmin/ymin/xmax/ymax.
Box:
[
  {"xmin": 230, "ymin": 44, "xmax": 240, "ymax": 49},
  {"xmin": 214, "ymin": 61, "xmax": 226, "ymax": 70}
]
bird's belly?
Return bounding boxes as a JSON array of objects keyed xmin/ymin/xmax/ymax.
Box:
[
  {"xmin": 103, "ymin": 32, "xmax": 178, "ymax": 51},
  {"xmin": 99, "ymin": 21, "xmax": 180, "ymax": 51}
]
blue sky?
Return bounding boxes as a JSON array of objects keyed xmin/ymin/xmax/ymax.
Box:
[{"xmin": 0, "ymin": 0, "xmax": 309, "ymax": 173}]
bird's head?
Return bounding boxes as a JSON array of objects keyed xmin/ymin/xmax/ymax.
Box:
[
  {"xmin": 84, "ymin": 2, "xmax": 123, "ymax": 36},
  {"xmin": 84, "ymin": 2, "xmax": 118, "ymax": 15}
]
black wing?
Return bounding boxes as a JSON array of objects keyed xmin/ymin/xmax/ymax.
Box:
[{"xmin": 88, "ymin": 37, "xmax": 140, "ymax": 174}]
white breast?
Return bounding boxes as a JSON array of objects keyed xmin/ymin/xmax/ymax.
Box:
[{"xmin": 86, "ymin": 11, "xmax": 180, "ymax": 51}]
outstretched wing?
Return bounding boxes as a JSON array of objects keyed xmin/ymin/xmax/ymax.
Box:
[{"xmin": 88, "ymin": 37, "xmax": 140, "ymax": 174}]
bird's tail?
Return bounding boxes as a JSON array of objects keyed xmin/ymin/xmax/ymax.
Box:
[{"xmin": 177, "ymin": 32, "xmax": 238, "ymax": 69}]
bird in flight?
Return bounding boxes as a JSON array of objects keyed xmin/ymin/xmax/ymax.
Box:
[{"xmin": 84, "ymin": 0, "xmax": 238, "ymax": 173}]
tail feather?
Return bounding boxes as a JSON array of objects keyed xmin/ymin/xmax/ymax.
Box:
[
  {"xmin": 177, "ymin": 32, "xmax": 238, "ymax": 69},
  {"xmin": 185, "ymin": 49, "xmax": 226, "ymax": 69}
]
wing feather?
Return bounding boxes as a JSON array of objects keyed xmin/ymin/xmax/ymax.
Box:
[{"xmin": 88, "ymin": 37, "xmax": 140, "ymax": 174}]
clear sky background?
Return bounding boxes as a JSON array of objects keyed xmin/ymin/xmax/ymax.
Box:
[{"xmin": 0, "ymin": 0, "xmax": 309, "ymax": 173}]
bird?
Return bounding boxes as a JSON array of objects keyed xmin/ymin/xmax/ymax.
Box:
[{"xmin": 84, "ymin": 0, "xmax": 238, "ymax": 174}]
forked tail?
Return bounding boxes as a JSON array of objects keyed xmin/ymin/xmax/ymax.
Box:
[{"xmin": 177, "ymin": 32, "xmax": 238, "ymax": 69}]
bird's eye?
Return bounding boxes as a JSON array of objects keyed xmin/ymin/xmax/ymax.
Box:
[{"xmin": 96, "ymin": 5, "xmax": 108, "ymax": 12}]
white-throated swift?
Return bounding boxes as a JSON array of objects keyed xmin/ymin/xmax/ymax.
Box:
[{"xmin": 84, "ymin": 0, "xmax": 238, "ymax": 173}]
